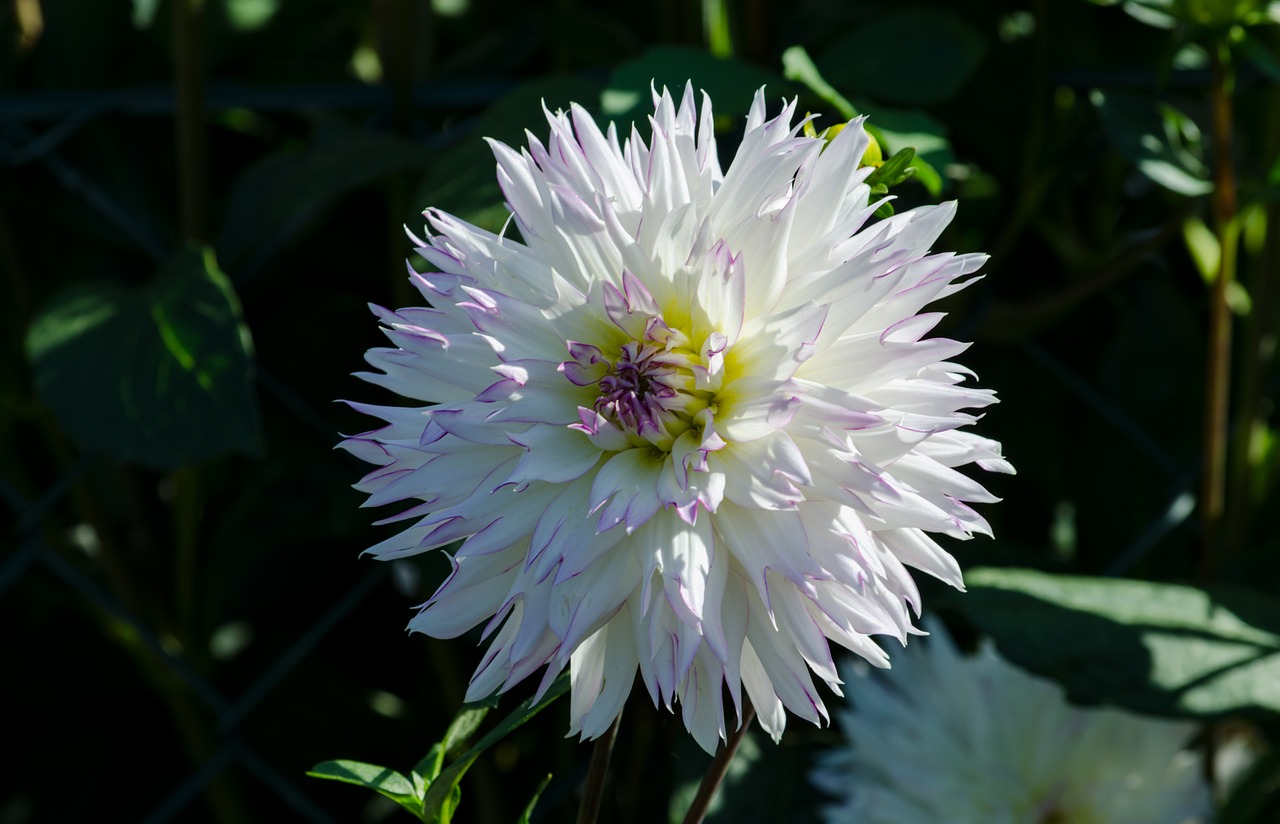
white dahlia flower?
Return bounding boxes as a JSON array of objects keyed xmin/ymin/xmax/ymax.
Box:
[
  {"xmin": 812, "ymin": 620, "xmax": 1210, "ymax": 823},
  {"xmin": 342, "ymin": 84, "xmax": 1011, "ymax": 753}
]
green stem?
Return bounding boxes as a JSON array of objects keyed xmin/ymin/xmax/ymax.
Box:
[
  {"xmin": 701, "ymin": 0, "xmax": 732, "ymax": 59},
  {"xmin": 575, "ymin": 712, "xmax": 622, "ymax": 824},
  {"xmin": 172, "ymin": 0, "xmax": 207, "ymax": 241},
  {"xmin": 1198, "ymin": 41, "xmax": 1237, "ymax": 585},
  {"xmin": 681, "ymin": 699, "xmax": 756, "ymax": 824},
  {"xmin": 1226, "ymin": 26, "xmax": 1280, "ymax": 549}
]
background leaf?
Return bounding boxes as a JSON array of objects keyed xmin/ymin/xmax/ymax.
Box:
[
  {"xmin": 957, "ymin": 567, "xmax": 1280, "ymax": 719},
  {"xmin": 24, "ymin": 246, "xmax": 261, "ymax": 470},
  {"xmin": 1093, "ymin": 90, "xmax": 1213, "ymax": 196},
  {"xmin": 815, "ymin": 9, "xmax": 987, "ymax": 106},
  {"xmin": 216, "ymin": 126, "xmax": 432, "ymax": 270}
]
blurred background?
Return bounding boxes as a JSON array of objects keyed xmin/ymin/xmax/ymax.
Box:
[{"xmin": 3, "ymin": 0, "xmax": 1279, "ymax": 821}]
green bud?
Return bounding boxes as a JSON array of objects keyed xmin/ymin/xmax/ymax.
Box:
[{"xmin": 803, "ymin": 117, "xmax": 883, "ymax": 168}]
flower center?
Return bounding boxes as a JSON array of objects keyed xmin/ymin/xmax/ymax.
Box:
[
  {"xmin": 595, "ymin": 340, "xmax": 689, "ymax": 437},
  {"xmin": 560, "ymin": 315, "xmax": 727, "ymax": 452}
]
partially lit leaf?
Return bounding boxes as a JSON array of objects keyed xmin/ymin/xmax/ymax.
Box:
[
  {"xmin": 25, "ymin": 247, "xmax": 261, "ymax": 470},
  {"xmin": 1183, "ymin": 215, "xmax": 1220, "ymax": 279},
  {"xmin": 1093, "ymin": 91, "xmax": 1212, "ymax": 196},
  {"xmin": 958, "ymin": 567, "xmax": 1280, "ymax": 719},
  {"xmin": 816, "ymin": 9, "xmax": 987, "ymax": 106},
  {"xmin": 307, "ymin": 760, "xmax": 423, "ymax": 818}
]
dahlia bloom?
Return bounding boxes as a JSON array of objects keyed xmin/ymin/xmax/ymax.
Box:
[
  {"xmin": 811, "ymin": 620, "xmax": 1210, "ymax": 823},
  {"xmin": 342, "ymin": 84, "xmax": 1011, "ymax": 753}
]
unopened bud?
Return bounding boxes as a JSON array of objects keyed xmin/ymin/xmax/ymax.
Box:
[{"xmin": 803, "ymin": 118, "xmax": 883, "ymax": 168}]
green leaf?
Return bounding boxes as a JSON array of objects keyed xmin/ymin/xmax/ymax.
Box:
[
  {"xmin": 957, "ymin": 567, "xmax": 1280, "ymax": 719},
  {"xmin": 411, "ymin": 743, "xmax": 446, "ymax": 798},
  {"xmin": 517, "ymin": 774, "xmax": 553, "ymax": 824},
  {"xmin": 1183, "ymin": 215, "xmax": 1221, "ymax": 280},
  {"xmin": 1093, "ymin": 91, "xmax": 1213, "ymax": 196},
  {"xmin": 781, "ymin": 45, "xmax": 857, "ymax": 120},
  {"xmin": 25, "ymin": 246, "xmax": 261, "ymax": 470},
  {"xmin": 408, "ymin": 704, "xmax": 491, "ymax": 792},
  {"xmin": 816, "ymin": 9, "xmax": 987, "ymax": 106},
  {"xmin": 1119, "ymin": 0, "xmax": 1180, "ymax": 28},
  {"xmin": 217, "ymin": 125, "xmax": 430, "ymax": 269},
  {"xmin": 781, "ymin": 45, "xmax": 949, "ymax": 196},
  {"xmin": 307, "ymin": 760, "xmax": 424, "ymax": 818},
  {"xmin": 420, "ymin": 673, "xmax": 571, "ymax": 824},
  {"xmin": 226, "ymin": 0, "xmax": 280, "ymax": 30},
  {"xmin": 864, "ymin": 147, "xmax": 915, "ymax": 218},
  {"xmin": 131, "ymin": 0, "xmax": 160, "ymax": 28},
  {"xmin": 865, "ymin": 147, "xmax": 916, "ymax": 190},
  {"xmin": 853, "ymin": 103, "xmax": 951, "ymax": 197},
  {"xmin": 1184, "ymin": 215, "xmax": 1252, "ymax": 314},
  {"xmin": 441, "ymin": 705, "xmax": 490, "ymax": 755},
  {"xmin": 603, "ymin": 45, "xmax": 795, "ymax": 128},
  {"xmin": 1239, "ymin": 30, "xmax": 1280, "ymax": 82}
]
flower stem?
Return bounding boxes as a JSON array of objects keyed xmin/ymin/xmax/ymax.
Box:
[
  {"xmin": 1226, "ymin": 25, "xmax": 1280, "ymax": 554},
  {"xmin": 681, "ymin": 699, "xmax": 756, "ymax": 824},
  {"xmin": 1198, "ymin": 40, "xmax": 1236, "ymax": 585},
  {"xmin": 576, "ymin": 712, "xmax": 623, "ymax": 824},
  {"xmin": 1198, "ymin": 37, "xmax": 1239, "ymax": 798}
]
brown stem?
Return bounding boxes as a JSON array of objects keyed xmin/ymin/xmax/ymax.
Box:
[
  {"xmin": 1225, "ymin": 26, "xmax": 1280, "ymax": 551},
  {"xmin": 681, "ymin": 699, "xmax": 756, "ymax": 824},
  {"xmin": 1197, "ymin": 38, "xmax": 1240, "ymax": 801},
  {"xmin": 576, "ymin": 712, "xmax": 623, "ymax": 824},
  {"xmin": 1198, "ymin": 42, "xmax": 1237, "ymax": 585}
]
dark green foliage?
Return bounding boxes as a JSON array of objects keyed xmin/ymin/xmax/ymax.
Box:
[
  {"xmin": 25, "ymin": 246, "xmax": 261, "ymax": 470},
  {"xmin": 5, "ymin": 1, "xmax": 1280, "ymax": 822}
]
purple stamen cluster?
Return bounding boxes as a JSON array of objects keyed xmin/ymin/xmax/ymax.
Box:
[{"xmin": 595, "ymin": 340, "xmax": 683, "ymax": 437}]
